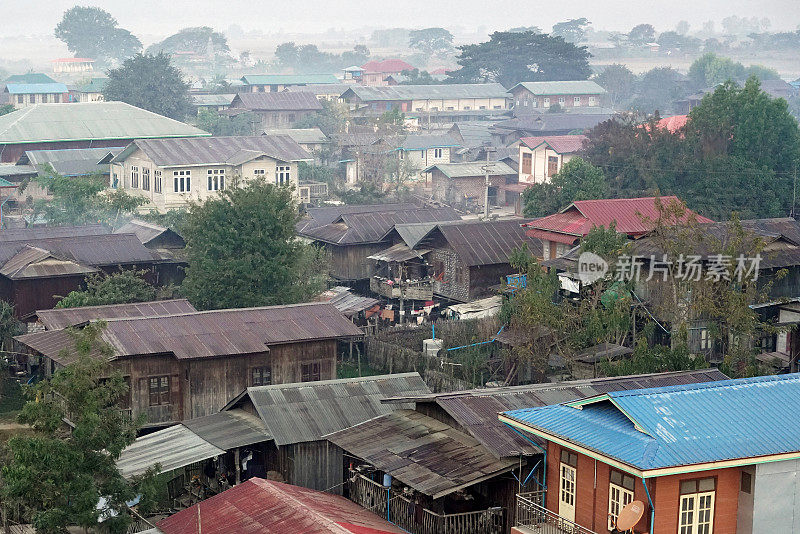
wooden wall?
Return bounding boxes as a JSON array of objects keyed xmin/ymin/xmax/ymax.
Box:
[
  {"xmin": 269, "ymin": 339, "xmax": 337, "ymax": 383},
  {"xmin": 325, "ymin": 242, "xmax": 388, "ymax": 281},
  {"xmin": 278, "ymin": 441, "xmax": 345, "ymax": 494}
]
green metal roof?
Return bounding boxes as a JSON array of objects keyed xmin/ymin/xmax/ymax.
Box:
[
  {"xmin": 510, "ymin": 80, "xmax": 607, "ymax": 95},
  {"xmin": 240, "ymin": 74, "xmax": 340, "ymax": 85},
  {"xmin": 0, "ymin": 101, "xmax": 210, "ymax": 145},
  {"xmin": 5, "ymin": 73, "xmax": 57, "ymax": 84},
  {"xmin": 0, "ymin": 177, "xmax": 17, "ymax": 187},
  {"xmin": 79, "ymin": 78, "xmax": 108, "ymax": 93}
]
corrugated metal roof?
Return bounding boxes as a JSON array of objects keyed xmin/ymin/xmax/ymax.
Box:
[
  {"xmin": 117, "ymin": 424, "xmax": 225, "ymax": 478},
  {"xmin": 114, "ymin": 219, "xmax": 182, "ymax": 246},
  {"xmin": 262, "ymin": 128, "xmax": 329, "ymax": 144},
  {"xmin": 5, "ymin": 83, "xmax": 67, "ymax": 94},
  {"xmin": 0, "ymin": 224, "xmax": 108, "ymax": 242},
  {"xmin": 361, "ymin": 59, "xmax": 414, "ymax": 73},
  {"xmin": 23, "ymin": 146, "xmax": 123, "ymax": 176},
  {"xmin": 241, "ymin": 74, "xmax": 340, "ymax": 85},
  {"xmin": 326, "ymin": 409, "xmax": 518, "ymax": 499},
  {"xmin": 36, "ymin": 299, "xmax": 197, "ymax": 330},
  {"xmin": 78, "ymin": 78, "xmax": 107, "ymax": 93},
  {"xmin": 0, "ymin": 233, "xmax": 159, "ymax": 269},
  {"xmin": 342, "ymin": 83, "xmax": 509, "ymax": 102},
  {"xmin": 232, "ymin": 373, "xmax": 430, "ymax": 446},
  {"xmin": 510, "ymin": 80, "xmax": 607, "ymax": 96},
  {"xmin": 113, "ymin": 135, "xmax": 312, "ymax": 167},
  {"xmin": 384, "ymin": 369, "xmax": 729, "ymax": 459},
  {"xmin": 190, "ymin": 93, "xmax": 235, "ymax": 106},
  {"xmin": 5, "ymin": 73, "xmax": 57, "ymax": 84},
  {"xmin": 575, "ymin": 342, "xmax": 633, "ymax": 363},
  {"xmin": 284, "ymin": 83, "xmax": 352, "ymax": 96},
  {"xmin": 400, "ymin": 134, "xmax": 460, "ymax": 150},
  {"xmin": 182, "ymin": 409, "xmax": 271, "ymax": 450},
  {"xmin": 0, "ymin": 164, "xmax": 36, "ymax": 178},
  {"xmin": 367, "ymin": 243, "xmax": 430, "ymax": 262},
  {"xmin": 504, "ymin": 373, "xmax": 800, "ymax": 471},
  {"xmin": 230, "ymin": 91, "xmax": 323, "ymax": 111},
  {"xmin": 493, "ymin": 113, "xmax": 611, "ymax": 134},
  {"xmin": 392, "ymin": 222, "xmax": 438, "ymax": 249},
  {"xmin": 520, "ymin": 134, "xmax": 587, "ymax": 154},
  {"xmin": 156, "ymin": 478, "xmax": 406, "ymax": 534},
  {"xmin": 0, "ymin": 102, "xmax": 210, "ymax": 145},
  {"xmin": 318, "ymin": 287, "xmax": 380, "ymax": 317},
  {"xmin": 0, "ymin": 245, "xmax": 98, "ymax": 280},
  {"xmin": 298, "ymin": 203, "xmax": 420, "ymax": 233},
  {"xmin": 433, "ymin": 218, "xmax": 540, "ymax": 267},
  {"xmin": 448, "ymin": 122, "xmax": 494, "ymax": 148},
  {"xmin": 425, "ymin": 161, "xmax": 515, "ymax": 178}
]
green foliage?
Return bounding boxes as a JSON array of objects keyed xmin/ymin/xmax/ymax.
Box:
[
  {"xmin": 594, "ymin": 64, "xmax": 636, "ymax": 109},
  {"xmin": 580, "ymin": 222, "xmax": 629, "ymax": 259},
  {"xmin": 0, "ymin": 104, "xmax": 14, "ymax": 117},
  {"xmin": 1, "ymin": 324, "xmax": 155, "ymax": 533},
  {"xmin": 54, "ymin": 6, "xmax": 141, "ymax": 65},
  {"xmin": 689, "ymin": 53, "xmax": 780, "ymax": 88},
  {"xmin": 448, "ymin": 31, "xmax": 592, "ymax": 87},
  {"xmin": 56, "ymin": 270, "xmax": 158, "ymax": 309},
  {"xmin": 630, "ymin": 67, "xmax": 688, "ymax": 115},
  {"xmin": 30, "ymin": 167, "xmax": 146, "ymax": 227},
  {"xmin": 408, "ymin": 28, "xmax": 454, "ymax": 57},
  {"xmin": 181, "ymin": 178, "xmax": 329, "ymax": 310},
  {"xmin": 523, "ymin": 157, "xmax": 606, "ymax": 217},
  {"xmin": 298, "ymin": 162, "xmax": 335, "ymax": 185},
  {"xmin": 657, "ymin": 31, "xmax": 701, "ymax": 51},
  {"xmin": 146, "ymin": 26, "xmax": 231, "ymax": 60},
  {"xmin": 0, "ymin": 300, "xmax": 20, "ymax": 353},
  {"xmin": 398, "ymin": 68, "xmax": 439, "ymax": 85},
  {"xmin": 336, "ymin": 183, "xmax": 388, "ymax": 205},
  {"xmin": 627, "ymin": 23, "xmax": 656, "ymax": 46},
  {"xmin": 294, "ymin": 99, "xmax": 347, "ymax": 136},
  {"xmin": 137, "ymin": 209, "xmax": 188, "ymax": 236},
  {"xmin": 551, "ymin": 18, "xmax": 590, "ymax": 43},
  {"xmin": 274, "ymin": 42, "xmax": 370, "ymax": 73},
  {"xmin": 599, "ymin": 340, "xmax": 708, "ymax": 377},
  {"xmin": 103, "ymin": 53, "xmax": 193, "ymax": 121},
  {"xmin": 196, "ymin": 108, "xmax": 256, "ymax": 136}
]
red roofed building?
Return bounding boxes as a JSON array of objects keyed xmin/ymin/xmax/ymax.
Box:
[
  {"xmin": 524, "ymin": 196, "xmax": 713, "ymax": 259},
  {"xmin": 360, "ymin": 59, "xmax": 415, "ymax": 86},
  {"xmin": 518, "ymin": 135, "xmax": 587, "ymax": 184},
  {"xmin": 155, "ymin": 478, "xmax": 406, "ymax": 534}
]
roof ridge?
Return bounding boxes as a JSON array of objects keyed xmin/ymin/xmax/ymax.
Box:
[
  {"xmin": 262, "ymin": 480, "xmax": 354, "ymax": 534},
  {"xmin": 246, "ymin": 372, "xmax": 420, "ymax": 392},
  {"xmin": 608, "ymin": 372, "xmax": 799, "ymax": 399},
  {"xmin": 35, "ymin": 298, "xmax": 191, "ymax": 316},
  {"xmin": 99, "ymin": 301, "xmax": 331, "ymax": 323}
]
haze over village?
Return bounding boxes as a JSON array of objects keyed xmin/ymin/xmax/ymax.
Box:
[{"xmin": 0, "ymin": 2, "xmax": 799, "ymax": 533}]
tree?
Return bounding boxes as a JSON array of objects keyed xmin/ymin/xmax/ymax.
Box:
[
  {"xmin": 594, "ymin": 64, "xmax": 636, "ymax": 108},
  {"xmin": 0, "ymin": 300, "xmax": 20, "ymax": 355},
  {"xmin": 408, "ymin": 28, "xmax": 454, "ymax": 57},
  {"xmin": 294, "ymin": 99, "xmax": 348, "ymax": 136},
  {"xmin": 628, "ymin": 24, "xmax": 656, "ymax": 46},
  {"xmin": 180, "ymin": 178, "xmax": 329, "ymax": 310},
  {"xmin": 196, "ymin": 109, "xmax": 256, "ymax": 136},
  {"xmin": 103, "ymin": 53, "xmax": 193, "ymax": 120},
  {"xmin": 656, "ymin": 31, "xmax": 701, "ymax": 51},
  {"xmin": 146, "ymin": 26, "xmax": 231, "ymax": 61},
  {"xmin": 56, "ymin": 270, "xmax": 158, "ymax": 308},
  {"xmin": 1, "ymin": 323, "xmax": 156, "ymax": 533},
  {"xmin": 448, "ymin": 31, "xmax": 592, "ymax": 87},
  {"xmin": 551, "ymin": 18, "xmax": 590, "ymax": 43},
  {"xmin": 28, "ymin": 168, "xmax": 146, "ymax": 227},
  {"xmin": 399, "ymin": 68, "xmax": 438, "ymax": 85},
  {"xmin": 689, "ymin": 53, "xmax": 744, "ymax": 87},
  {"xmin": 54, "ymin": 6, "xmax": 141, "ymax": 66},
  {"xmin": 676, "ymin": 20, "xmax": 690, "ymax": 35},
  {"xmin": 341, "ymin": 45, "xmax": 370, "ymax": 67},
  {"xmin": 630, "ymin": 67, "xmax": 688, "ymax": 114},
  {"xmin": 0, "ymin": 104, "xmax": 15, "ymax": 116},
  {"xmin": 523, "ymin": 157, "xmax": 606, "ymax": 217}
]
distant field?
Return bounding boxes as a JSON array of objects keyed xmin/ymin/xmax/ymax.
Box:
[{"xmin": 591, "ymin": 52, "xmax": 800, "ymax": 79}]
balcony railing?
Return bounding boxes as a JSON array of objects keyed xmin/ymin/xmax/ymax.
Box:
[
  {"xmin": 348, "ymin": 472, "xmax": 505, "ymax": 534},
  {"xmin": 370, "ymin": 276, "xmax": 433, "ymax": 301},
  {"xmin": 515, "ymin": 493, "xmax": 598, "ymax": 534}
]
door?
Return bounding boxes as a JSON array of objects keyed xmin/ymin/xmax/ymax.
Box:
[
  {"xmin": 679, "ymin": 491, "xmax": 715, "ymax": 534},
  {"xmin": 559, "ymin": 463, "xmax": 576, "ymax": 522},
  {"xmin": 548, "ymin": 155, "xmax": 560, "ymax": 177}
]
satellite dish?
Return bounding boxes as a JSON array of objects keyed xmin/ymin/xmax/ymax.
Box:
[{"xmin": 615, "ymin": 500, "xmax": 645, "ymax": 531}]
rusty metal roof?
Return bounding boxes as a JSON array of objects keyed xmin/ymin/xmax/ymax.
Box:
[
  {"xmin": 430, "ymin": 218, "xmax": 540, "ymax": 266},
  {"xmin": 297, "ymin": 203, "xmax": 421, "ymax": 234},
  {"xmin": 382, "ymin": 369, "xmax": 729, "ymax": 458},
  {"xmin": 114, "ymin": 219, "xmax": 183, "ymax": 246},
  {"xmin": 36, "ymin": 299, "xmax": 197, "ymax": 330},
  {"xmin": 113, "ymin": 135, "xmax": 312, "ymax": 167},
  {"xmin": 0, "ymin": 245, "xmax": 98, "ymax": 280},
  {"xmin": 230, "ymin": 91, "xmax": 323, "ymax": 111},
  {"xmin": 181, "ymin": 409, "xmax": 270, "ymax": 450},
  {"xmin": 15, "ymin": 328, "xmax": 109, "ymax": 365},
  {"xmin": 367, "ymin": 243, "xmax": 430, "ymax": 263},
  {"xmin": 227, "ymin": 373, "xmax": 430, "ymax": 446},
  {"xmin": 156, "ymin": 478, "xmax": 406, "ymax": 534},
  {"xmin": 302, "ymin": 207, "xmax": 461, "ymax": 245},
  {"xmin": 317, "ymin": 286, "xmax": 380, "ymax": 317},
  {"xmin": 0, "ymin": 224, "xmax": 108, "ymax": 242},
  {"xmin": 326, "ymin": 409, "xmax": 518, "ymax": 498}
]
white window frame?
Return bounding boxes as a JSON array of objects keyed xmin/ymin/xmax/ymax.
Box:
[
  {"xmin": 173, "ymin": 170, "xmax": 191, "ymax": 193},
  {"xmin": 559, "ymin": 463, "xmax": 577, "ymax": 522},
  {"xmin": 543, "ymin": 97, "xmax": 550, "ymax": 108},
  {"xmin": 558, "ymin": 96, "xmax": 565, "ymax": 104},
  {"xmin": 141, "ymin": 167, "xmax": 150, "ymax": 191},
  {"xmin": 207, "ymin": 168, "xmax": 225, "ymax": 191},
  {"xmin": 433, "ymin": 148, "xmax": 443, "ymax": 158},
  {"xmin": 679, "ymin": 491, "xmax": 715, "ymax": 534},
  {"xmin": 699, "ymin": 329, "xmax": 710, "ymax": 350},
  {"xmin": 130, "ymin": 166, "xmax": 139, "ymax": 189},
  {"xmin": 275, "ymin": 165, "xmax": 291, "ymax": 186},
  {"xmin": 253, "ymin": 169, "xmax": 266, "ymax": 176},
  {"xmin": 574, "ymin": 96, "xmax": 581, "ymax": 106},
  {"xmin": 589, "ymin": 96, "xmax": 597, "ymax": 106},
  {"xmin": 154, "ymin": 170, "xmax": 162, "ymax": 193},
  {"xmin": 608, "ymin": 481, "xmax": 634, "ymax": 530}
]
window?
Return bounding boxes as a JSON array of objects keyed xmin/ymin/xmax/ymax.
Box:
[
  {"xmin": 254, "ymin": 169, "xmax": 266, "ymax": 176},
  {"xmin": 301, "ymin": 362, "xmax": 321, "ymax": 382},
  {"xmin": 479, "ymin": 105, "xmax": 486, "ymax": 110},
  {"xmin": 29, "ymin": 94, "xmax": 36, "ymax": 104},
  {"xmin": 433, "ymin": 148, "xmax": 443, "ymax": 158},
  {"xmin": 154, "ymin": 170, "xmax": 162, "ymax": 193},
  {"xmin": 251, "ymin": 366, "xmax": 272, "ymax": 386},
  {"xmin": 463, "ymin": 106, "xmax": 470, "ymax": 110},
  {"xmin": 446, "ymin": 106, "xmax": 454, "ymax": 111},
  {"xmin": 741, "ymin": 472, "xmax": 752, "ymax": 494},
  {"xmin": 17, "ymin": 95, "xmax": 23, "ymax": 104},
  {"xmin": 454, "ymin": 264, "xmax": 464, "ymax": 285},
  {"xmin": 679, "ymin": 478, "xmax": 715, "ymax": 534},
  {"xmin": 608, "ymin": 470, "xmax": 635, "ymax": 530},
  {"xmin": 522, "ymin": 153, "xmax": 532, "ymax": 174},
  {"xmin": 589, "ymin": 96, "xmax": 597, "ymax": 106},
  {"xmin": 111, "ymin": 172, "xmax": 119, "ymax": 189},
  {"xmin": 173, "ymin": 170, "xmax": 191, "ymax": 192},
  {"xmin": 398, "ymin": 150, "xmax": 404, "ymax": 160},
  {"xmin": 559, "ymin": 449, "xmax": 578, "ymax": 522},
  {"xmin": 699, "ymin": 329, "xmax": 710, "ymax": 350},
  {"xmin": 288, "ymin": 113, "xmax": 296, "ymax": 122},
  {"xmin": 141, "ymin": 167, "xmax": 150, "ymax": 191},
  {"xmin": 430, "ymin": 106, "xmax": 438, "ymax": 111},
  {"xmin": 544, "ymin": 97, "xmax": 550, "ymax": 107},
  {"xmin": 207, "ymin": 168, "xmax": 225, "ymax": 191},
  {"xmin": 560, "ymin": 449, "xmax": 578, "ymax": 467},
  {"xmin": 493, "ymin": 105, "xmax": 502, "ymax": 109},
  {"xmin": 524, "ymin": 100, "xmax": 529, "ymax": 107},
  {"xmin": 558, "ymin": 96, "xmax": 565, "ymax": 104},
  {"xmin": 148, "ymin": 375, "xmax": 170, "ymax": 406},
  {"xmin": 130, "ymin": 166, "xmax": 139, "ymax": 189},
  {"xmin": 276, "ymin": 165, "xmax": 290, "ymax": 186},
  {"xmin": 54, "ymin": 94, "xmax": 60, "ymax": 103},
  {"xmin": 573, "ymin": 96, "xmax": 581, "ymax": 106}
]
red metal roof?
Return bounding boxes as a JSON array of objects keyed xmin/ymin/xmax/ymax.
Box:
[
  {"xmin": 361, "ymin": 59, "xmax": 414, "ymax": 73},
  {"xmin": 520, "ymin": 135, "xmax": 587, "ymax": 154},
  {"xmin": 655, "ymin": 115, "xmax": 688, "ymax": 133},
  {"xmin": 524, "ymin": 196, "xmax": 713, "ymax": 239},
  {"xmin": 156, "ymin": 478, "xmax": 406, "ymax": 534}
]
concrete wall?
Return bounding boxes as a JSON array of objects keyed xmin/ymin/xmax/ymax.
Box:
[
  {"xmin": 518, "ymin": 144, "xmax": 575, "ymax": 184},
  {"xmin": 750, "ymin": 459, "xmax": 800, "ymax": 533},
  {"xmin": 511, "ymin": 88, "xmax": 603, "ymax": 110}
]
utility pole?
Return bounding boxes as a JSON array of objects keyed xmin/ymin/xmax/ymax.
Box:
[
  {"xmin": 793, "ymin": 165, "xmax": 798, "ymax": 219},
  {"xmin": 481, "ymin": 146, "xmax": 496, "ymax": 219}
]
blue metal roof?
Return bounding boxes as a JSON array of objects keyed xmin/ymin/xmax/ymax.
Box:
[
  {"xmin": 5, "ymin": 83, "xmax": 68, "ymax": 94},
  {"xmin": 503, "ymin": 373, "xmax": 800, "ymax": 472}
]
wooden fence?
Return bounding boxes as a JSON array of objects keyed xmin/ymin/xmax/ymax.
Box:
[{"xmin": 348, "ymin": 473, "xmax": 505, "ymax": 534}]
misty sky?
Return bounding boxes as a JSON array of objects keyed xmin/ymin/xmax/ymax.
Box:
[{"xmin": 2, "ymin": 0, "xmax": 800, "ymax": 40}]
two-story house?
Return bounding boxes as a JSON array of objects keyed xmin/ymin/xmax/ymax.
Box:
[
  {"xmin": 425, "ymin": 161, "xmax": 517, "ymax": 212},
  {"xmin": 518, "ymin": 135, "xmax": 587, "ymax": 184},
  {"xmin": 508, "ymin": 81, "xmax": 607, "ymax": 111},
  {"xmin": 396, "ymin": 134, "xmax": 460, "ymax": 184},
  {"xmin": 240, "ymin": 74, "xmax": 340, "ymax": 93},
  {"xmin": 109, "ymin": 135, "xmax": 312, "ymax": 212},
  {"xmin": 226, "ymin": 92, "xmax": 323, "ymax": 129},
  {"xmin": 357, "ymin": 59, "xmax": 414, "ymax": 86},
  {"xmin": 340, "ymin": 84, "xmax": 510, "ymax": 116}
]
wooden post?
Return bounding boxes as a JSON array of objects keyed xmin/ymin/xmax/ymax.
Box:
[
  {"xmin": 356, "ymin": 344, "xmax": 362, "ymax": 377},
  {"xmin": 234, "ymin": 448, "xmax": 241, "ymax": 485}
]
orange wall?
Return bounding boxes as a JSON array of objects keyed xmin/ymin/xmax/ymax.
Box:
[{"xmin": 545, "ymin": 441, "xmax": 741, "ymax": 534}]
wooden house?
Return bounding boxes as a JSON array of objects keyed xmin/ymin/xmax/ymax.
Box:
[
  {"xmin": 109, "ymin": 135, "xmax": 312, "ymax": 212},
  {"xmin": 425, "ymin": 161, "xmax": 517, "ymax": 212},
  {"xmin": 327, "ymin": 369, "xmax": 727, "ymax": 534},
  {"xmin": 226, "ymin": 92, "xmax": 322, "ymax": 129},
  {"xmin": 500, "ymin": 373, "xmax": 799, "ymax": 534},
  {"xmin": 508, "ymin": 81, "xmax": 607, "ymax": 111},
  {"xmin": 15, "ymin": 302, "xmax": 364, "ymax": 428},
  {"xmin": 114, "ymin": 219, "xmax": 185, "ymax": 250},
  {"xmin": 116, "ymin": 373, "xmax": 430, "ymax": 495},
  {"xmin": 0, "ymin": 225, "xmax": 180, "ymax": 319},
  {"xmin": 296, "ymin": 203, "xmax": 461, "ymax": 285}
]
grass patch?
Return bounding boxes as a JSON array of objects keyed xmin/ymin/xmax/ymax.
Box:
[{"xmin": 337, "ymin": 359, "xmax": 383, "ymax": 379}]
